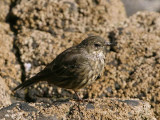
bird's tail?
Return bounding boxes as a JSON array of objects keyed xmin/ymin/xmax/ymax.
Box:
[{"xmin": 13, "ymin": 75, "xmax": 43, "ymax": 91}]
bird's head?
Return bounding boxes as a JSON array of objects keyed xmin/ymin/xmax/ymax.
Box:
[{"xmin": 78, "ymin": 36, "xmax": 113, "ymax": 54}]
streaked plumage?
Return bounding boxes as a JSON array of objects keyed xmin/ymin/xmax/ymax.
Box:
[{"xmin": 14, "ymin": 36, "xmax": 112, "ymax": 94}]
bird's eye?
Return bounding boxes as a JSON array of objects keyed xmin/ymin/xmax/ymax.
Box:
[{"xmin": 94, "ymin": 43, "xmax": 101, "ymax": 47}]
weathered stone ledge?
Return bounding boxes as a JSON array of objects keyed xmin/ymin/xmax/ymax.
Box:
[{"xmin": 0, "ymin": 98, "xmax": 156, "ymax": 120}]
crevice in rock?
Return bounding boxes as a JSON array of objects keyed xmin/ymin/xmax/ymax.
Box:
[
  {"xmin": 12, "ymin": 39, "xmax": 26, "ymax": 82},
  {"xmin": 108, "ymin": 31, "xmax": 117, "ymax": 52},
  {"xmin": 6, "ymin": 0, "xmax": 19, "ymax": 33},
  {"xmin": 6, "ymin": 0, "xmax": 26, "ymax": 83}
]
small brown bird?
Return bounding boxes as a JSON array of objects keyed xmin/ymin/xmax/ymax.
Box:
[{"xmin": 14, "ymin": 36, "xmax": 113, "ymax": 99}]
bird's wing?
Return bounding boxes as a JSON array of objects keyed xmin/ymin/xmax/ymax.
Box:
[
  {"xmin": 36, "ymin": 47, "xmax": 90, "ymax": 89},
  {"xmin": 53, "ymin": 48, "xmax": 87, "ymax": 75},
  {"xmin": 37, "ymin": 47, "xmax": 89, "ymax": 81},
  {"xmin": 13, "ymin": 47, "xmax": 89, "ymax": 90}
]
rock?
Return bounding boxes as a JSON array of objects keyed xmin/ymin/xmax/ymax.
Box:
[
  {"xmin": 0, "ymin": 77, "xmax": 11, "ymax": 108},
  {"xmin": 87, "ymin": 11, "xmax": 160, "ymax": 118},
  {"xmin": 0, "ymin": 0, "xmax": 11, "ymax": 21},
  {"xmin": 0, "ymin": 22, "xmax": 21, "ymax": 98},
  {"xmin": 12, "ymin": 0, "xmax": 126, "ymax": 34},
  {"xmin": 0, "ymin": 98, "xmax": 156, "ymax": 120}
]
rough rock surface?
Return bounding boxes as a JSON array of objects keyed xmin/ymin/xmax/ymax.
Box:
[
  {"xmin": 0, "ymin": 98, "xmax": 156, "ymax": 120},
  {"xmin": 87, "ymin": 12, "xmax": 160, "ymax": 118},
  {"xmin": 0, "ymin": 0, "xmax": 12, "ymax": 21},
  {"xmin": 12, "ymin": 0, "xmax": 126, "ymax": 34},
  {"xmin": 0, "ymin": 22, "xmax": 21, "ymax": 90},
  {"xmin": 0, "ymin": 77, "xmax": 11, "ymax": 108},
  {"xmin": 0, "ymin": 22, "xmax": 21, "ymax": 108}
]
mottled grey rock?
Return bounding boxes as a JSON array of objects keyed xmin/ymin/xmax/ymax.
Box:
[{"xmin": 0, "ymin": 98, "xmax": 156, "ymax": 120}]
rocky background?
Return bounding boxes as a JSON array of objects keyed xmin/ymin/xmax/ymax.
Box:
[
  {"xmin": 0, "ymin": 0, "xmax": 159, "ymax": 119},
  {"xmin": 122, "ymin": 0, "xmax": 160, "ymax": 16}
]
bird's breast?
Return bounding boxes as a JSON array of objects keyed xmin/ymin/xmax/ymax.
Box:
[{"xmin": 86, "ymin": 53, "xmax": 105, "ymax": 85}]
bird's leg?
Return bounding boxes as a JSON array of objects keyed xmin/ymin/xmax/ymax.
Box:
[
  {"xmin": 74, "ymin": 90, "xmax": 82, "ymax": 101},
  {"xmin": 73, "ymin": 90, "xmax": 84, "ymax": 115}
]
